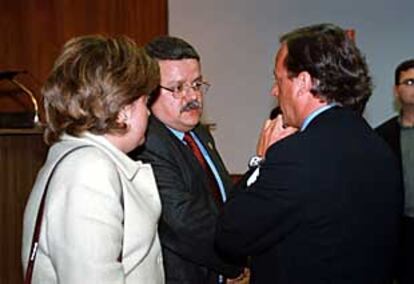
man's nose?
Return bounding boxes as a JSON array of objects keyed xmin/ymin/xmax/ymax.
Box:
[
  {"xmin": 270, "ymin": 84, "xmax": 279, "ymax": 97},
  {"xmin": 184, "ymin": 86, "xmax": 201, "ymax": 101}
]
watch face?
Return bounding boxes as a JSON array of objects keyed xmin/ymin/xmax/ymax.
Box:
[{"xmin": 249, "ymin": 156, "xmax": 263, "ymax": 168}]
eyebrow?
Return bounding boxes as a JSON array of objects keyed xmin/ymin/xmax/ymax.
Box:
[
  {"xmin": 399, "ymin": 78, "xmax": 414, "ymax": 83},
  {"xmin": 164, "ymin": 75, "xmax": 203, "ymax": 86},
  {"xmin": 192, "ymin": 75, "xmax": 203, "ymax": 82}
]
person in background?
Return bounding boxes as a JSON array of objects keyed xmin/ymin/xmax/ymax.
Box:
[
  {"xmin": 376, "ymin": 58, "xmax": 414, "ymax": 284},
  {"xmin": 130, "ymin": 36, "xmax": 247, "ymax": 284},
  {"xmin": 215, "ymin": 23, "xmax": 403, "ymax": 284},
  {"xmin": 22, "ymin": 35, "xmax": 164, "ymax": 284}
]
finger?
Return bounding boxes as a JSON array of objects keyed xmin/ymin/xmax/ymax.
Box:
[
  {"xmin": 263, "ymin": 118, "xmax": 272, "ymax": 130},
  {"xmin": 275, "ymin": 114, "xmax": 286, "ymax": 128}
]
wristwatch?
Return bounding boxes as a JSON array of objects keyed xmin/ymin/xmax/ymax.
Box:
[{"xmin": 248, "ymin": 155, "xmax": 264, "ymax": 169}]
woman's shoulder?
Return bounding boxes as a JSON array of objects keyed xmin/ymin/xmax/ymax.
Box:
[{"xmin": 46, "ymin": 140, "xmax": 119, "ymax": 188}]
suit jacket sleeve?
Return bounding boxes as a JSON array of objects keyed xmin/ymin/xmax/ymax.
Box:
[
  {"xmin": 216, "ymin": 139, "xmax": 304, "ymax": 257},
  {"xmin": 133, "ymin": 121, "xmax": 242, "ymax": 277}
]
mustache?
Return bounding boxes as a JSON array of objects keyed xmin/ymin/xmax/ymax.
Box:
[{"xmin": 180, "ymin": 100, "xmax": 202, "ymax": 113}]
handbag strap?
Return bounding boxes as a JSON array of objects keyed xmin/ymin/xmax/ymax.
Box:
[{"xmin": 24, "ymin": 145, "xmax": 88, "ymax": 284}]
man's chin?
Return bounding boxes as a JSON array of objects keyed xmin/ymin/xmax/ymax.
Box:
[{"xmin": 182, "ymin": 114, "xmax": 202, "ymax": 129}]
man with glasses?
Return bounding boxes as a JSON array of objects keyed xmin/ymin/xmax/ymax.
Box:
[
  {"xmin": 130, "ymin": 36, "xmax": 245, "ymax": 284},
  {"xmin": 376, "ymin": 59, "xmax": 414, "ymax": 284}
]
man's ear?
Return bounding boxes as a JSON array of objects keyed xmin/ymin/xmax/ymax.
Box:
[
  {"xmin": 296, "ymin": 71, "xmax": 312, "ymax": 96},
  {"xmin": 393, "ymin": 85, "xmax": 400, "ymax": 100}
]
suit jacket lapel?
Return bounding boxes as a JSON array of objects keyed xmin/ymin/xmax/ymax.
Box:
[
  {"xmin": 193, "ymin": 125, "xmax": 233, "ymax": 195},
  {"xmin": 148, "ymin": 116, "xmax": 232, "ymax": 203},
  {"xmin": 149, "ymin": 116, "xmax": 214, "ymax": 192}
]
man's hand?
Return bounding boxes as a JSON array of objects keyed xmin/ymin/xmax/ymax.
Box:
[
  {"xmin": 256, "ymin": 114, "xmax": 298, "ymax": 157},
  {"xmin": 226, "ymin": 268, "xmax": 250, "ymax": 284}
]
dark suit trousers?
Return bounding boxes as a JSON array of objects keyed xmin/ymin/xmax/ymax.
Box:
[{"xmin": 398, "ymin": 216, "xmax": 414, "ymax": 284}]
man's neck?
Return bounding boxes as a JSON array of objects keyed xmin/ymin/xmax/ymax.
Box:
[
  {"xmin": 300, "ymin": 102, "xmax": 337, "ymax": 131},
  {"xmin": 401, "ymin": 107, "xmax": 414, "ymax": 127}
]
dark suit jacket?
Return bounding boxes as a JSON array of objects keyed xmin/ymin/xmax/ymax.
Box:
[
  {"xmin": 376, "ymin": 116, "xmax": 402, "ymax": 166},
  {"xmin": 130, "ymin": 115, "xmax": 242, "ymax": 284},
  {"xmin": 376, "ymin": 116, "xmax": 414, "ymax": 284},
  {"xmin": 216, "ymin": 107, "xmax": 403, "ymax": 284}
]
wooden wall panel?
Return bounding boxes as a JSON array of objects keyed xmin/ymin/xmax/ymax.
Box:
[
  {"xmin": 0, "ymin": 0, "xmax": 168, "ymax": 117},
  {"xmin": 0, "ymin": 131, "xmax": 48, "ymax": 284},
  {"xmin": 0, "ymin": 1, "xmax": 167, "ymax": 282}
]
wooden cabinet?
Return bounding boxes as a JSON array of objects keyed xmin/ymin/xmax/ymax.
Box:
[{"xmin": 0, "ymin": 129, "xmax": 48, "ymax": 283}]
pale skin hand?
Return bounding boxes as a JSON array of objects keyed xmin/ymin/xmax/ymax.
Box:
[
  {"xmin": 256, "ymin": 114, "xmax": 298, "ymax": 157},
  {"xmin": 226, "ymin": 268, "xmax": 250, "ymax": 284}
]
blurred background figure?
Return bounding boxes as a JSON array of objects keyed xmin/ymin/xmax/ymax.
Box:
[
  {"xmin": 376, "ymin": 58, "xmax": 414, "ymax": 284},
  {"xmin": 22, "ymin": 35, "xmax": 164, "ymax": 283}
]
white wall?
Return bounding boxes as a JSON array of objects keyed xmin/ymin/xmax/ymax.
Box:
[{"xmin": 169, "ymin": 0, "xmax": 414, "ymax": 173}]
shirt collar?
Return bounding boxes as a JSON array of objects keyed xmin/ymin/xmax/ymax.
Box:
[
  {"xmin": 301, "ymin": 103, "xmax": 338, "ymax": 131},
  {"xmin": 167, "ymin": 126, "xmax": 186, "ymax": 141}
]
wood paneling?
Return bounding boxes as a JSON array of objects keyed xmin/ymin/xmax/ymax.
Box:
[
  {"xmin": 0, "ymin": 0, "xmax": 168, "ymax": 118},
  {"xmin": 0, "ymin": 1, "xmax": 167, "ymax": 282},
  {"xmin": 0, "ymin": 130, "xmax": 48, "ymax": 284}
]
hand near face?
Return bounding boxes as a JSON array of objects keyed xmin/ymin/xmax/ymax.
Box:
[
  {"xmin": 256, "ymin": 114, "xmax": 298, "ymax": 157},
  {"xmin": 226, "ymin": 268, "xmax": 250, "ymax": 284}
]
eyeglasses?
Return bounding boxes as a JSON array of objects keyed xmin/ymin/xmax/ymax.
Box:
[
  {"xmin": 398, "ymin": 78, "xmax": 414, "ymax": 87},
  {"xmin": 160, "ymin": 81, "xmax": 210, "ymax": 99}
]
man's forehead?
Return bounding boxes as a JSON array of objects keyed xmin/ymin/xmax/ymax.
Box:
[
  {"xmin": 400, "ymin": 68, "xmax": 414, "ymax": 78},
  {"xmin": 158, "ymin": 58, "xmax": 200, "ymax": 67},
  {"xmin": 159, "ymin": 59, "xmax": 199, "ymax": 71},
  {"xmin": 274, "ymin": 44, "xmax": 287, "ymax": 74},
  {"xmin": 159, "ymin": 59, "xmax": 201, "ymax": 82},
  {"xmin": 277, "ymin": 42, "xmax": 288, "ymax": 56}
]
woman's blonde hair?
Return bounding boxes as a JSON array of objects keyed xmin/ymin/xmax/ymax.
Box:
[{"xmin": 43, "ymin": 35, "xmax": 160, "ymax": 145}]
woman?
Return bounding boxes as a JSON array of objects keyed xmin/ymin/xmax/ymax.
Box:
[{"xmin": 22, "ymin": 35, "xmax": 164, "ymax": 283}]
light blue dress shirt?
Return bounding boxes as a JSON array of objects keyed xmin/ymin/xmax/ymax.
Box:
[{"xmin": 301, "ymin": 103, "xmax": 338, "ymax": 131}]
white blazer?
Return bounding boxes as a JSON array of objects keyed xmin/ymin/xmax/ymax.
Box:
[{"xmin": 22, "ymin": 133, "xmax": 164, "ymax": 284}]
